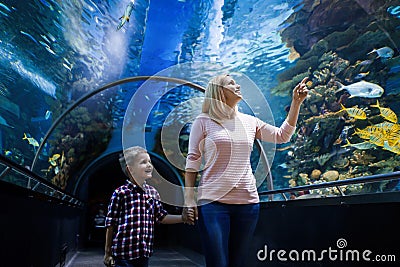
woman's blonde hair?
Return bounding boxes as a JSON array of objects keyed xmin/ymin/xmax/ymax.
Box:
[
  {"xmin": 119, "ymin": 146, "xmax": 148, "ymax": 177},
  {"xmin": 202, "ymin": 74, "xmax": 237, "ymax": 121}
]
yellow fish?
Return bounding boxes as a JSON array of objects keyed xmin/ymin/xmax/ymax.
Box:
[
  {"xmin": 383, "ymin": 141, "xmax": 400, "ymax": 154},
  {"xmin": 23, "ymin": 133, "xmax": 39, "ymax": 147},
  {"xmin": 337, "ymin": 104, "xmax": 366, "ymax": 120},
  {"xmin": 369, "ymin": 135, "xmax": 385, "ymax": 147},
  {"xmin": 48, "ymin": 153, "xmax": 61, "ymax": 166},
  {"xmin": 342, "ymin": 139, "xmax": 376, "ymax": 150},
  {"xmin": 371, "ymin": 100, "xmax": 398, "ymax": 123},
  {"xmin": 387, "ymin": 131, "xmax": 400, "ymax": 147},
  {"xmin": 353, "ymin": 128, "xmax": 371, "ymax": 140},
  {"xmin": 373, "ymin": 122, "xmax": 399, "ymax": 132}
]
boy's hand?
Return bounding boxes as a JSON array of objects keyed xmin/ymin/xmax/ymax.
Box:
[{"xmin": 103, "ymin": 255, "xmax": 115, "ymax": 266}]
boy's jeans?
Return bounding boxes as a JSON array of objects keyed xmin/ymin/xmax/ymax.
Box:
[{"xmin": 114, "ymin": 257, "xmax": 149, "ymax": 267}]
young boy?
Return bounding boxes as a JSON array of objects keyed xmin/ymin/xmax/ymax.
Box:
[{"xmin": 104, "ymin": 146, "xmax": 193, "ymax": 267}]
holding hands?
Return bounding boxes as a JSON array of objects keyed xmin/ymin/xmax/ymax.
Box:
[{"xmin": 182, "ymin": 206, "xmax": 197, "ymax": 225}]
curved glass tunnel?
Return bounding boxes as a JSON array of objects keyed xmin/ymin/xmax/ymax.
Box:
[{"xmin": 1, "ymin": 0, "xmax": 400, "ymax": 266}]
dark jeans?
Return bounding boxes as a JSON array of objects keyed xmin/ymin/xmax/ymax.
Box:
[
  {"xmin": 114, "ymin": 257, "xmax": 149, "ymax": 267},
  {"xmin": 198, "ymin": 201, "xmax": 260, "ymax": 267}
]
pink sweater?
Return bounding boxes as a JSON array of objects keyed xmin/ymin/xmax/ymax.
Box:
[{"xmin": 185, "ymin": 112, "xmax": 295, "ymax": 204}]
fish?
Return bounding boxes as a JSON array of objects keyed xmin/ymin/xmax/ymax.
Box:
[
  {"xmin": 45, "ymin": 110, "xmax": 52, "ymax": 120},
  {"xmin": 31, "ymin": 110, "xmax": 53, "ymax": 122},
  {"xmin": 369, "ymin": 135, "xmax": 385, "ymax": 147},
  {"xmin": 0, "ymin": 115, "xmax": 14, "ymax": 128},
  {"xmin": 370, "ymin": 100, "xmax": 398, "ymax": 123},
  {"xmin": 387, "ymin": 131, "xmax": 400, "ymax": 147},
  {"xmin": 20, "ymin": 30, "xmax": 39, "ymax": 45},
  {"xmin": 383, "ymin": 141, "xmax": 400, "ymax": 154},
  {"xmin": 367, "ymin": 46, "xmax": 394, "ymax": 59},
  {"xmin": 23, "ymin": 133, "xmax": 39, "ymax": 147},
  {"xmin": 335, "ymin": 80, "xmax": 384, "ymax": 98},
  {"xmin": 342, "ymin": 139, "xmax": 377, "ymax": 150},
  {"xmin": 354, "ymin": 71, "xmax": 369, "ymax": 80},
  {"xmin": 4, "ymin": 150, "xmax": 12, "ymax": 156},
  {"xmin": 373, "ymin": 122, "xmax": 399, "ymax": 132},
  {"xmin": 355, "ymin": 59, "xmax": 373, "ymax": 66},
  {"xmin": 387, "ymin": 6, "xmax": 400, "ymax": 17},
  {"xmin": 0, "ymin": 3, "xmax": 11, "ymax": 12},
  {"xmin": 48, "ymin": 153, "xmax": 60, "ymax": 166},
  {"xmin": 336, "ymin": 104, "xmax": 367, "ymax": 120},
  {"xmin": 117, "ymin": 1, "xmax": 135, "ymax": 31}
]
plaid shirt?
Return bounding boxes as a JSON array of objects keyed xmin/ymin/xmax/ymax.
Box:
[{"xmin": 105, "ymin": 180, "xmax": 168, "ymax": 260}]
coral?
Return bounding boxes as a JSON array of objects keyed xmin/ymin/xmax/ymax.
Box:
[
  {"xmin": 310, "ymin": 169, "xmax": 321, "ymax": 179},
  {"xmin": 271, "ymin": 72, "xmax": 310, "ymax": 96},
  {"xmin": 349, "ymin": 150, "xmax": 376, "ymax": 166},
  {"xmin": 322, "ymin": 170, "xmax": 339, "ymax": 181}
]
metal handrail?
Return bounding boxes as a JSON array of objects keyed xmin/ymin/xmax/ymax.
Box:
[
  {"xmin": 30, "ymin": 76, "xmax": 204, "ymax": 170},
  {"xmin": 259, "ymin": 171, "xmax": 400, "ymax": 199},
  {"xmin": 29, "ymin": 75, "xmax": 275, "ymax": 194},
  {"xmin": 0, "ymin": 155, "xmax": 84, "ymax": 208}
]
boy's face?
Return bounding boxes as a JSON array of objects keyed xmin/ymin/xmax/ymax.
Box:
[{"xmin": 127, "ymin": 152, "xmax": 153, "ymax": 183}]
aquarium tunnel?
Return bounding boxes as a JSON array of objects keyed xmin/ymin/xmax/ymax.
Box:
[{"xmin": 1, "ymin": 0, "xmax": 400, "ymax": 266}]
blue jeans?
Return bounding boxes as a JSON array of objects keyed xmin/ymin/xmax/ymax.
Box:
[
  {"xmin": 114, "ymin": 257, "xmax": 149, "ymax": 267},
  {"xmin": 198, "ymin": 201, "xmax": 260, "ymax": 267}
]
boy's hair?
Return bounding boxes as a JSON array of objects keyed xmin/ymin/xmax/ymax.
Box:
[
  {"xmin": 202, "ymin": 74, "xmax": 237, "ymax": 121},
  {"xmin": 119, "ymin": 146, "xmax": 148, "ymax": 177}
]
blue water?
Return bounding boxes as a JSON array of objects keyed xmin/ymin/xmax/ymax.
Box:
[{"xmin": 1, "ymin": 0, "xmax": 399, "ymax": 194}]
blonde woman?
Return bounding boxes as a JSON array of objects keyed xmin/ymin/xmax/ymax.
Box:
[{"xmin": 184, "ymin": 74, "xmax": 308, "ymax": 267}]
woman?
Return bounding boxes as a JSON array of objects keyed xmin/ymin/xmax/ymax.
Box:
[{"xmin": 183, "ymin": 74, "xmax": 308, "ymax": 267}]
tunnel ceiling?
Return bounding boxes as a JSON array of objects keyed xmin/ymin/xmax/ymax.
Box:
[{"xmin": 1, "ymin": 0, "xmax": 400, "ymax": 198}]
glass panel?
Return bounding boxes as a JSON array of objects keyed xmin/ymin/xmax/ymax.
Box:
[
  {"xmin": 2, "ymin": 0, "xmax": 399, "ymax": 201},
  {"xmin": 31, "ymin": 86, "xmax": 119, "ymax": 192},
  {"xmin": 1, "ymin": 169, "xmax": 30, "ymax": 188}
]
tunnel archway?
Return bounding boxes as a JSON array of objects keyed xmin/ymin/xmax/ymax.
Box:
[{"xmin": 76, "ymin": 150, "xmax": 184, "ymax": 245}]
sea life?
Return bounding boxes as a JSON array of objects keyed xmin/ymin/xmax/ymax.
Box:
[
  {"xmin": 45, "ymin": 110, "xmax": 52, "ymax": 120},
  {"xmin": 336, "ymin": 104, "xmax": 366, "ymax": 120},
  {"xmin": 23, "ymin": 133, "xmax": 39, "ymax": 147},
  {"xmin": 276, "ymin": 144, "xmax": 294, "ymax": 151},
  {"xmin": 383, "ymin": 141, "xmax": 400, "ymax": 154},
  {"xmin": 354, "ymin": 71, "xmax": 369, "ymax": 80},
  {"xmin": 0, "ymin": 115, "xmax": 14, "ymax": 128},
  {"xmin": 117, "ymin": 0, "xmax": 135, "ymax": 31},
  {"xmin": 322, "ymin": 170, "xmax": 339, "ymax": 182},
  {"xmin": 310, "ymin": 169, "xmax": 321, "ymax": 179},
  {"xmin": 387, "ymin": 6, "xmax": 400, "ymax": 18},
  {"xmin": 4, "ymin": 150, "xmax": 12, "ymax": 156},
  {"xmin": 31, "ymin": 110, "xmax": 53, "ymax": 122},
  {"xmin": 367, "ymin": 46, "xmax": 394, "ymax": 59},
  {"xmin": 387, "ymin": 131, "xmax": 400, "ymax": 147},
  {"xmin": 332, "ymin": 156, "xmax": 350, "ymax": 169},
  {"xmin": 342, "ymin": 139, "xmax": 377, "ymax": 150},
  {"xmin": 355, "ymin": 59, "xmax": 373, "ymax": 66},
  {"xmin": 370, "ymin": 100, "xmax": 398, "ymax": 123},
  {"xmin": 373, "ymin": 122, "xmax": 400, "ymax": 132},
  {"xmin": 314, "ymin": 153, "xmax": 332, "ymax": 166},
  {"xmin": 369, "ymin": 135, "xmax": 385, "ymax": 147},
  {"xmin": 48, "ymin": 153, "xmax": 61, "ymax": 166},
  {"xmin": 335, "ymin": 80, "xmax": 384, "ymax": 98}
]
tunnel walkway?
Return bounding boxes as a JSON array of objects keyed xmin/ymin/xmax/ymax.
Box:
[{"xmin": 66, "ymin": 246, "xmax": 205, "ymax": 267}]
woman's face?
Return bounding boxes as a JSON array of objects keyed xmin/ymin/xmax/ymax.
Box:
[
  {"xmin": 222, "ymin": 75, "xmax": 242, "ymax": 105},
  {"xmin": 128, "ymin": 152, "xmax": 153, "ymax": 183}
]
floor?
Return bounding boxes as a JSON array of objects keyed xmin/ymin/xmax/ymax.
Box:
[{"xmin": 65, "ymin": 246, "xmax": 205, "ymax": 267}]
